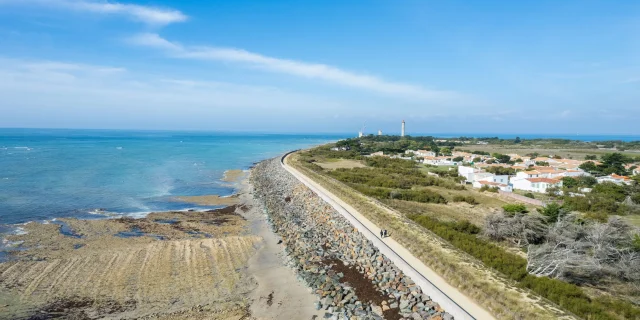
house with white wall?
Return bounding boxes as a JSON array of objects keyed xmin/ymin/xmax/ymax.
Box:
[
  {"xmin": 560, "ymin": 170, "xmax": 589, "ymax": 177},
  {"xmin": 597, "ymin": 174, "xmax": 633, "ymax": 185},
  {"xmin": 423, "ymin": 156, "xmax": 460, "ymax": 166},
  {"xmin": 415, "ymin": 150, "xmax": 437, "ymax": 157},
  {"xmin": 514, "ymin": 170, "xmax": 542, "ymax": 179},
  {"xmin": 458, "ymin": 166, "xmax": 478, "ymax": 181},
  {"xmin": 511, "ymin": 177, "xmax": 562, "ymax": 193}
]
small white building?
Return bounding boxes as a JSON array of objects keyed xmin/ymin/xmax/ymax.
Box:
[
  {"xmin": 560, "ymin": 170, "xmax": 589, "ymax": 177},
  {"xmin": 423, "ymin": 156, "xmax": 459, "ymax": 166},
  {"xmin": 475, "ymin": 173, "xmax": 509, "ymax": 185},
  {"xmin": 511, "ymin": 178, "xmax": 562, "ymax": 193},
  {"xmin": 597, "ymin": 174, "xmax": 633, "ymax": 185},
  {"xmin": 514, "ymin": 170, "xmax": 543, "ymax": 179},
  {"xmin": 415, "ymin": 150, "xmax": 436, "ymax": 157},
  {"xmin": 458, "ymin": 166, "xmax": 478, "ymax": 181}
]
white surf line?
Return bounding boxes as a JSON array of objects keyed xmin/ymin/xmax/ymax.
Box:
[{"xmin": 281, "ymin": 152, "xmax": 495, "ymax": 320}]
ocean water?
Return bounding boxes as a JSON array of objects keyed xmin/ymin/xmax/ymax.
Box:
[{"xmin": 0, "ymin": 129, "xmax": 347, "ymax": 225}]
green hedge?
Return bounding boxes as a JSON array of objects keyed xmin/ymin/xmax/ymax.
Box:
[
  {"xmin": 352, "ymin": 185, "xmax": 447, "ymax": 204},
  {"xmin": 408, "ymin": 214, "xmax": 640, "ymax": 320}
]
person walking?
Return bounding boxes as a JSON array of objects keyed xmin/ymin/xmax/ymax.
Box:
[{"xmin": 380, "ymin": 229, "xmax": 383, "ymax": 238}]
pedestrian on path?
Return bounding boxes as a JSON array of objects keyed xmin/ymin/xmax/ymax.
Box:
[{"xmin": 380, "ymin": 229, "xmax": 383, "ymax": 238}]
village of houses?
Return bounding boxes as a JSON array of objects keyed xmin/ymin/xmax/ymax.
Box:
[{"xmin": 366, "ymin": 148, "xmax": 639, "ymax": 195}]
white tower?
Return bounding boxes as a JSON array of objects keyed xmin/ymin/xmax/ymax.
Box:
[
  {"xmin": 378, "ymin": 130, "xmax": 382, "ymax": 136},
  {"xmin": 401, "ymin": 120, "xmax": 405, "ymax": 137}
]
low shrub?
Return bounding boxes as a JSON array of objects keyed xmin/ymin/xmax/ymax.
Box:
[
  {"xmin": 452, "ymin": 195, "xmax": 478, "ymax": 205},
  {"xmin": 502, "ymin": 204, "xmax": 528, "ymax": 215},
  {"xmin": 479, "ymin": 185, "xmax": 499, "ymax": 193}
]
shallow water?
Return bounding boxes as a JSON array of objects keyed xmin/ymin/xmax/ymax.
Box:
[{"xmin": 0, "ymin": 129, "xmax": 346, "ymax": 225}]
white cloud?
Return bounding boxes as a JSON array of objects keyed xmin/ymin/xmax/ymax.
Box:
[
  {"xmin": 127, "ymin": 33, "xmax": 464, "ymax": 103},
  {"xmin": 0, "ymin": 0, "xmax": 187, "ymax": 26},
  {"xmin": 0, "ymin": 57, "xmax": 348, "ymax": 130}
]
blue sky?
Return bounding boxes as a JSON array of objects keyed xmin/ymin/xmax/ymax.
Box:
[{"xmin": 0, "ymin": 0, "xmax": 638, "ymax": 134}]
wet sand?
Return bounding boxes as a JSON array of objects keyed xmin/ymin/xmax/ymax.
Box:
[
  {"xmin": 237, "ymin": 179, "xmax": 323, "ymax": 320},
  {"xmin": 0, "ymin": 171, "xmax": 321, "ymax": 320},
  {"xmin": 176, "ymin": 194, "xmax": 241, "ymax": 206},
  {"xmin": 222, "ymin": 169, "xmax": 247, "ymax": 183}
]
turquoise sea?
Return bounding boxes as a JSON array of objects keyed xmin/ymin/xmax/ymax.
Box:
[{"xmin": 0, "ymin": 129, "xmax": 347, "ymax": 227}]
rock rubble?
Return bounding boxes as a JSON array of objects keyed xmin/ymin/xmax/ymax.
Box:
[{"xmin": 251, "ymin": 158, "xmax": 453, "ymax": 320}]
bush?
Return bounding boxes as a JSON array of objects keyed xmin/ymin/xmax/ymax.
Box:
[
  {"xmin": 453, "ymin": 195, "xmax": 478, "ymax": 205},
  {"xmin": 485, "ymin": 166, "xmax": 516, "ymax": 175},
  {"xmin": 353, "ymin": 185, "xmax": 447, "ymax": 204},
  {"xmin": 536, "ymin": 202, "xmax": 566, "ymax": 223},
  {"xmin": 479, "ymin": 185, "xmax": 499, "ymax": 193},
  {"xmin": 524, "ymin": 193, "xmax": 535, "ymax": 199},
  {"xmin": 502, "ymin": 204, "xmax": 528, "ymax": 214}
]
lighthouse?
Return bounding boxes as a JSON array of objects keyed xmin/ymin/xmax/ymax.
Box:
[{"xmin": 401, "ymin": 120, "xmax": 405, "ymax": 137}]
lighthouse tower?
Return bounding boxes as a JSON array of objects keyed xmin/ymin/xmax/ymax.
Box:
[{"xmin": 401, "ymin": 120, "xmax": 405, "ymax": 137}]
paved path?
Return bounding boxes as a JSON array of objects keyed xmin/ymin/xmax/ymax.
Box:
[{"xmin": 281, "ymin": 153, "xmax": 496, "ymax": 320}]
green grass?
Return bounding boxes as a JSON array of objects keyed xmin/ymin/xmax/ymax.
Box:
[{"xmin": 418, "ymin": 164, "xmax": 457, "ymax": 173}]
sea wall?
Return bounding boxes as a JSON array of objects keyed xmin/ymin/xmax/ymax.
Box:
[{"xmin": 252, "ymin": 158, "xmax": 453, "ymax": 320}]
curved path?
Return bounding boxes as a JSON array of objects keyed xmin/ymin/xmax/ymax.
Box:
[{"xmin": 281, "ymin": 153, "xmax": 495, "ymax": 320}]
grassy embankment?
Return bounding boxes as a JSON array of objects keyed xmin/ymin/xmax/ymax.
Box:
[
  {"xmin": 291, "ymin": 149, "xmax": 640, "ymax": 320},
  {"xmin": 288, "ymin": 153, "xmax": 567, "ymax": 320}
]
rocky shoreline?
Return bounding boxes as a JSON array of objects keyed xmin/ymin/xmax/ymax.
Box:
[{"xmin": 251, "ymin": 158, "xmax": 453, "ymax": 320}]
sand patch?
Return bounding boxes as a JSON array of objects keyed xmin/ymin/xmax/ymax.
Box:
[
  {"xmin": 222, "ymin": 169, "xmax": 246, "ymax": 182},
  {"xmin": 176, "ymin": 195, "xmax": 240, "ymax": 206}
]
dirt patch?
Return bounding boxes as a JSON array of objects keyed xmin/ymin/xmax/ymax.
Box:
[
  {"xmin": 326, "ymin": 258, "xmax": 401, "ymax": 320},
  {"xmin": 315, "ymin": 159, "xmax": 366, "ymax": 170}
]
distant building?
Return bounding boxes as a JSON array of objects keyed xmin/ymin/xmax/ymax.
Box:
[
  {"xmin": 415, "ymin": 150, "xmax": 436, "ymax": 157},
  {"xmin": 378, "ymin": 129, "xmax": 382, "ymax": 136},
  {"xmin": 401, "ymin": 120, "xmax": 405, "ymax": 137},
  {"xmin": 597, "ymin": 174, "xmax": 633, "ymax": 185},
  {"xmin": 511, "ymin": 178, "xmax": 562, "ymax": 193}
]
